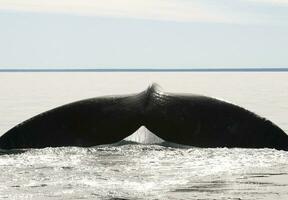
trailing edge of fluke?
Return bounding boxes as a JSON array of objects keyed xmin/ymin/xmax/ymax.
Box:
[{"xmin": 0, "ymin": 83, "xmax": 287, "ymax": 150}]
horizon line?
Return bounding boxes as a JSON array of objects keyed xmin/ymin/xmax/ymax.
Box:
[{"xmin": 0, "ymin": 67, "xmax": 288, "ymax": 72}]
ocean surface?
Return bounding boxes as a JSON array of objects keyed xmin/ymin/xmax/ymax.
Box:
[{"xmin": 0, "ymin": 72, "xmax": 288, "ymax": 199}]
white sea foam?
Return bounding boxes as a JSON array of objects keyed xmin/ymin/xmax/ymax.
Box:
[
  {"xmin": 124, "ymin": 126, "xmax": 164, "ymax": 144},
  {"xmin": 0, "ymin": 145, "xmax": 287, "ymax": 199}
]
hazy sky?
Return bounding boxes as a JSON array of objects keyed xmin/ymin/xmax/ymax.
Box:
[{"xmin": 0, "ymin": 0, "xmax": 287, "ymax": 68}]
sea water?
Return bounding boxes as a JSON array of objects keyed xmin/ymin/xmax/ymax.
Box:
[{"xmin": 0, "ymin": 72, "xmax": 287, "ymax": 199}]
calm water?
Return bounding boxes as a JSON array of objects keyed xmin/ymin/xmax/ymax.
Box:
[{"xmin": 0, "ymin": 72, "xmax": 288, "ymax": 199}]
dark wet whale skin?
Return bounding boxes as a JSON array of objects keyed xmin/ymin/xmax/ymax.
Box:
[{"xmin": 0, "ymin": 84, "xmax": 287, "ymax": 150}]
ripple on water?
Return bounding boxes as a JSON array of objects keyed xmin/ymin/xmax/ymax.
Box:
[{"xmin": 0, "ymin": 144, "xmax": 288, "ymax": 199}]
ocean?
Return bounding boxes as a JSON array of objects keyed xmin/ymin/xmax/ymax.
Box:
[{"xmin": 0, "ymin": 72, "xmax": 287, "ymax": 199}]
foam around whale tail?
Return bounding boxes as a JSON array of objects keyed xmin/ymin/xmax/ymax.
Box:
[{"xmin": 124, "ymin": 126, "xmax": 164, "ymax": 144}]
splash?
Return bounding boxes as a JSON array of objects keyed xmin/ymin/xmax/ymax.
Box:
[{"xmin": 124, "ymin": 126, "xmax": 164, "ymax": 144}]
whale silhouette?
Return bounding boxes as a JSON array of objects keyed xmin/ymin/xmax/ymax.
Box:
[{"xmin": 0, "ymin": 83, "xmax": 287, "ymax": 150}]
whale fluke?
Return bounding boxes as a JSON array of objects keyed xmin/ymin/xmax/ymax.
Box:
[{"xmin": 0, "ymin": 84, "xmax": 287, "ymax": 150}]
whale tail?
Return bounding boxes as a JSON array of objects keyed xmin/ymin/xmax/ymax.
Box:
[{"xmin": 0, "ymin": 84, "xmax": 288, "ymax": 150}]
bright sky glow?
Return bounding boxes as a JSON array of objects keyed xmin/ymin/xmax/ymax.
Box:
[
  {"xmin": 248, "ymin": 0, "xmax": 288, "ymax": 5},
  {"xmin": 0, "ymin": 0, "xmax": 234, "ymax": 23},
  {"xmin": 0, "ymin": 0, "xmax": 287, "ymax": 24},
  {"xmin": 0, "ymin": 0, "xmax": 287, "ymax": 67}
]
